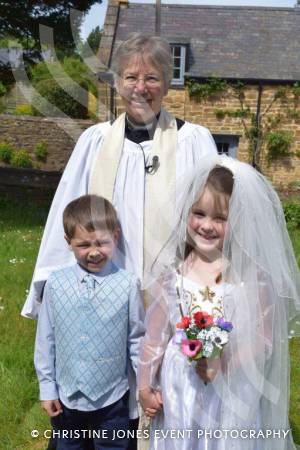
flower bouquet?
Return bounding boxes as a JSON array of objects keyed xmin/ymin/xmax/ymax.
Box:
[{"xmin": 173, "ymin": 311, "xmax": 233, "ymax": 362}]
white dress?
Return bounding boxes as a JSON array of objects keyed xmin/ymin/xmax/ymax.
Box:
[
  {"xmin": 140, "ymin": 274, "xmax": 266, "ymax": 450},
  {"xmin": 149, "ymin": 276, "xmax": 229, "ymax": 450}
]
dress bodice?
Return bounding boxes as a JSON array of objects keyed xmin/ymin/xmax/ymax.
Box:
[{"xmin": 176, "ymin": 275, "xmax": 226, "ymax": 319}]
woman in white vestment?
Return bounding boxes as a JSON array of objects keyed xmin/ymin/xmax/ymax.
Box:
[
  {"xmin": 22, "ymin": 33, "xmax": 217, "ymax": 319},
  {"xmin": 22, "ymin": 33, "xmax": 217, "ymax": 450}
]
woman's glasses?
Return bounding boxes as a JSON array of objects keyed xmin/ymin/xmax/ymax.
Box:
[{"xmin": 123, "ymin": 75, "xmax": 162, "ymax": 87}]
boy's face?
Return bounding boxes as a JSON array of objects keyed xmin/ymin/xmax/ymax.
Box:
[{"xmin": 66, "ymin": 226, "xmax": 119, "ymax": 273}]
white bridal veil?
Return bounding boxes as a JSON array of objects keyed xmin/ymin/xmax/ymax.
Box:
[{"xmin": 138, "ymin": 154, "xmax": 300, "ymax": 450}]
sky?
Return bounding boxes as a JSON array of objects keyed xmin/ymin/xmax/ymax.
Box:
[{"xmin": 80, "ymin": 0, "xmax": 296, "ymax": 39}]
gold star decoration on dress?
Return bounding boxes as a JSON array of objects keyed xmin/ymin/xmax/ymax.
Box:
[{"xmin": 199, "ymin": 286, "xmax": 216, "ymax": 302}]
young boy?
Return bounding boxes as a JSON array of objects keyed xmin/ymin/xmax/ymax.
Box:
[{"xmin": 34, "ymin": 194, "xmax": 145, "ymax": 450}]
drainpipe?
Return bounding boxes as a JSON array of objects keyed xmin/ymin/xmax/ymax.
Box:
[
  {"xmin": 155, "ymin": 0, "xmax": 161, "ymax": 36},
  {"xmin": 252, "ymin": 82, "xmax": 263, "ymax": 169}
]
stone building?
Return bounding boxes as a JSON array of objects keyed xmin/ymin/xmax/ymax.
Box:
[{"xmin": 97, "ymin": 0, "xmax": 300, "ymax": 187}]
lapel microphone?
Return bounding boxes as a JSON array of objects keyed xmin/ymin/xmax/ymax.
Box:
[
  {"xmin": 145, "ymin": 155, "xmax": 160, "ymax": 174},
  {"xmin": 137, "ymin": 142, "xmax": 160, "ymax": 174}
]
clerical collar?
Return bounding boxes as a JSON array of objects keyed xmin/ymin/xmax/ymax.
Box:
[
  {"xmin": 125, "ymin": 113, "xmax": 160, "ymax": 132},
  {"xmin": 124, "ymin": 113, "xmax": 185, "ymax": 144}
]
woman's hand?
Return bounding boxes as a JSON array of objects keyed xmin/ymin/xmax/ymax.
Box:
[
  {"xmin": 41, "ymin": 399, "xmax": 63, "ymax": 417},
  {"xmin": 195, "ymin": 357, "xmax": 221, "ymax": 383},
  {"xmin": 139, "ymin": 387, "xmax": 163, "ymax": 418}
]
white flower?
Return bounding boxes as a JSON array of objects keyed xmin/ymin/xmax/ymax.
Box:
[
  {"xmin": 197, "ymin": 329, "xmax": 208, "ymax": 341},
  {"xmin": 211, "ymin": 330, "xmax": 229, "ymax": 349},
  {"xmin": 203, "ymin": 342, "xmax": 214, "ymax": 357},
  {"xmin": 207, "ymin": 326, "xmax": 221, "ymax": 338}
]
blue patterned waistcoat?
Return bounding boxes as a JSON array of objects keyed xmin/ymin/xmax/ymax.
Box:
[{"xmin": 49, "ymin": 264, "xmax": 131, "ymax": 401}]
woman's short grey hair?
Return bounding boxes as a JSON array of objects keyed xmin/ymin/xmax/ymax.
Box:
[{"xmin": 112, "ymin": 33, "xmax": 173, "ymax": 86}]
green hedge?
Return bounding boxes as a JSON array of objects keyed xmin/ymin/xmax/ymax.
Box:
[
  {"xmin": 33, "ymin": 78, "xmax": 89, "ymax": 118},
  {"xmin": 284, "ymin": 202, "xmax": 300, "ymax": 229},
  {"xmin": 30, "ymin": 57, "xmax": 97, "ymax": 119}
]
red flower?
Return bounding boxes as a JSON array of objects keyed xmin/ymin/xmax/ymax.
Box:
[
  {"xmin": 176, "ymin": 316, "xmax": 191, "ymax": 329},
  {"xmin": 194, "ymin": 311, "xmax": 214, "ymax": 329}
]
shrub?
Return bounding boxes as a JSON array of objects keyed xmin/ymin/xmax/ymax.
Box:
[
  {"xmin": 187, "ymin": 77, "xmax": 229, "ymax": 101},
  {"xmin": 33, "ymin": 78, "xmax": 89, "ymax": 118},
  {"xmin": 266, "ymin": 130, "xmax": 294, "ymax": 162},
  {"xmin": 0, "ymin": 81, "xmax": 6, "ymax": 96},
  {"xmin": 11, "ymin": 150, "xmax": 33, "ymax": 168},
  {"xmin": 0, "ymin": 142, "xmax": 14, "ymax": 163},
  {"xmin": 30, "ymin": 57, "xmax": 97, "ymax": 118},
  {"xmin": 283, "ymin": 202, "xmax": 300, "ymax": 229},
  {"xmin": 215, "ymin": 109, "xmax": 226, "ymax": 120},
  {"xmin": 14, "ymin": 104, "xmax": 34, "ymax": 116},
  {"xmin": 34, "ymin": 141, "xmax": 48, "ymax": 161}
]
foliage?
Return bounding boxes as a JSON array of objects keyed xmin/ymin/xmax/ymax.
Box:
[
  {"xmin": 0, "ymin": 37, "xmax": 10, "ymax": 47},
  {"xmin": 33, "ymin": 78, "xmax": 89, "ymax": 118},
  {"xmin": 0, "ymin": 81, "xmax": 6, "ymax": 96},
  {"xmin": 283, "ymin": 201, "xmax": 300, "ymax": 229},
  {"xmin": 0, "ymin": 61, "xmax": 16, "ymax": 88},
  {"xmin": 30, "ymin": 57, "xmax": 97, "ymax": 118},
  {"xmin": 0, "ymin": 142, "xmax": 13, "ymax": 163},
  {"xmin": 187, "ymin": 77, "xmax": 229, "ymax": 101},
  {"xmin": 34, "ymin": 141, "xmax": 48, "ymax": 161},
  {"xmin": 215, "ymin": 109, "xmax": 226, "ymax": 120},
  {"xmin": 81, "ymin": 26, "xmax": 102, "ymax": 56},
  {"xmin": 287, "ymin": 108, "xmax": 300, "ymax": 120},
  {"xmin": 14, "ymin": 104, "xmax": 34, "ymax": 116},
  {"xmin": 0, "ymin": 1, "xmax": 100, "ymax": 57},
  {"xmin": 265, "ymin": 130, "xmax": 294, "ymax": 162},
  {"xmin": 195, "ymin": 79, "xmax": 300, "ymax": 167},
  {"xmin": 214, "ymin": 107, "xmax": 251, "ymax": 120},
  {"xmin": 11, "ymin": 149, "xmax": 33, "ymax": 168}
]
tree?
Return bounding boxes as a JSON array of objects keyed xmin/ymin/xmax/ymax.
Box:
[
  {"xmin": 86, "ymin": 26, "xmax": 102, "ymax": 53},
  {"xmin": 0, "ymin": 1, "xmax": 101, "ymax": 55},
  {"xmin": 81, "ymin": 26, "xmax": 102, "ymax": 57}
]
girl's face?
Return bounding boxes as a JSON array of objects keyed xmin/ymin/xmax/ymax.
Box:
[{"xmin": 187, "ymin": 187, "xmax": 229, "ymax": 257}]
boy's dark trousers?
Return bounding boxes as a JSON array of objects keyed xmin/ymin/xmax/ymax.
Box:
[
  {"xmin": 49, "ymin": 392, "xmax": 131, "ymax": 450},
  {"xmin": 47, "ymin": 419, "xmax": 138, "ymax": 450}
]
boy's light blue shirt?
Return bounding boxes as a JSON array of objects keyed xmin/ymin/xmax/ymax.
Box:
[{"xmin": 34, "ymin": 261, "xmax": 144, "ymax": 412}]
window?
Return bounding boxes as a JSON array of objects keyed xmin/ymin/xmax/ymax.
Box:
[
  {"xmin": 171, "ymin": 45, "xmax": 186, "ymax": 85},
  {"xmin": 213, "ymin": 135, "xmax": 239, "ymax": 158}
]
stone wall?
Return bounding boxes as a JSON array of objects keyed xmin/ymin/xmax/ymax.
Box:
[
  {"xmin": 0, "ymin": 166, "xmax": 61, "ymax": 204},
  {"xmin": 114, "ymin": 83, "xmax": 300, "ymax": 187},
  {"xmin": 164, "ymin": 84, "xmax": 300, "ymax": 188},
  {"xmin": 0, "ymin": 114, "xmax": 96, "ymax": 171}
]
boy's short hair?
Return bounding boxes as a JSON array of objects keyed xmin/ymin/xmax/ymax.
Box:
[{"xmin": 63, "ymin": 195, "xmax": 119, "ymax": 239}]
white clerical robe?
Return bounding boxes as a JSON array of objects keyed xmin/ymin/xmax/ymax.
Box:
[{"xmin": 22, "ymin": 120, "xmax": 217, "ymax": 319}]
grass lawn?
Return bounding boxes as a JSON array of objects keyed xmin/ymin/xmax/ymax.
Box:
[{"xmin": 0, "ymin": 195, "xmax": 299, "ymax": 450}]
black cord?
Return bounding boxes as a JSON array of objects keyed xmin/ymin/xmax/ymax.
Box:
[{"xmin": 137, "ymin": 143, "xmax": 159, "ymax": 174}]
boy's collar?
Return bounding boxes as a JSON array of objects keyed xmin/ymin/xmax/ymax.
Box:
[{"xmin": 76, "ymin": 261, "xmax": 114, "ymax": 284}]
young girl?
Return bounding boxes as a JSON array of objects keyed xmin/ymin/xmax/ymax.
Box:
[{"xmin": 138, "ymin": 155, "xmax": 300, "ymax": 450}]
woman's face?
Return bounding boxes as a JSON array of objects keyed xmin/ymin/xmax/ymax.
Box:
[{"xmin": 116, "ymin": 55, "xmax": 169, "ymax": 124}]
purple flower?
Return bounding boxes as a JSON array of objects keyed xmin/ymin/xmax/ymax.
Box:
[{"xmin": 216, "ymin": 317, "xmax": 233, "ymax": 332}]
